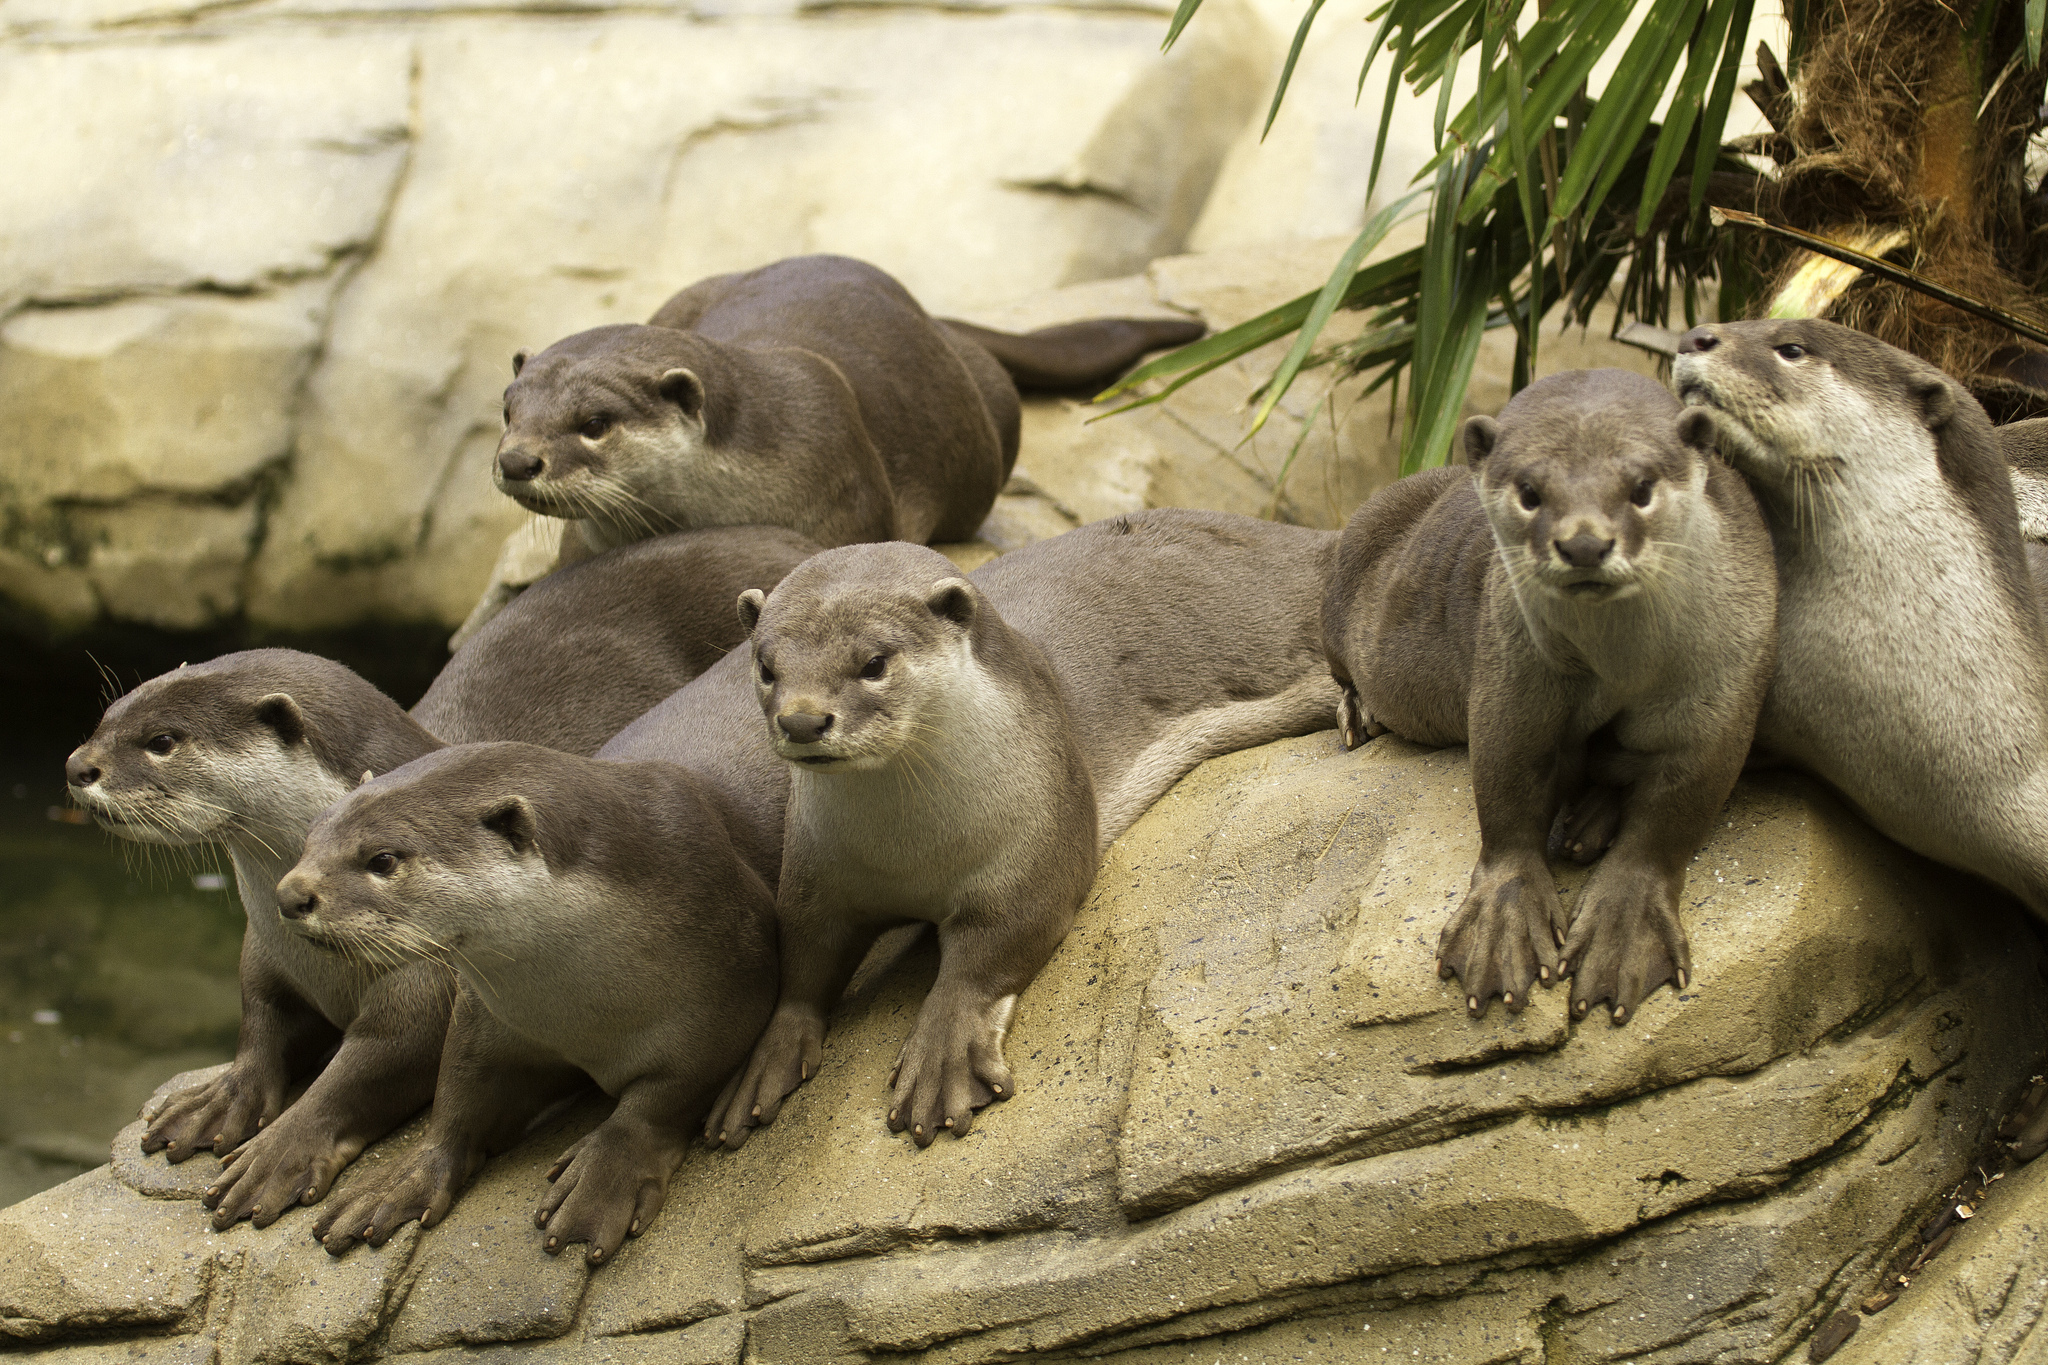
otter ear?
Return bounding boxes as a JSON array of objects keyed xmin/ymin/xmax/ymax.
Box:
[
  {"xmin": 254, "ymin": 694, "xmax": 306, "ymax": 747},
  {"xmin": 737, "ymin": 588, "xmax": 766, "ymax": 634},
  {"xmin": 1676, "ymin": 407, "xmax": 1719, "ymax": 454},
  {"xmin": 512, "ymin": 349, "xmax": 530, "ymax": 378},
  {"xmin": 359, "ymin": 770, "xmax": 374, "ymax": 788},
  {"xmin": 1911, "ymin": 373, "xmax": 1956, "ymax": 430},
  {"xmin": 481, "ymin": 795, "xmax": 538, "ymax": 854},
  {"xmin": 1462, "ymin": 416, "xmax": 1500, "ymax": 468},
  {"xmin": 659, "ymin": 368, "xmax": 706, "ymax": 423},
  {"xmin": 926, "ymin": 577, "xmax": 977, "ymax": 628}
]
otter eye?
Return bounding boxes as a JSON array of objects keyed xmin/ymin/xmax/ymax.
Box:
[
  {"xmin": 860, "ymin": 655, "xmax": 888, "ymax": 681},
  {"xmin": 1630, "ymin": 478, "xmax": 1656, "ymax": 508},
  {"xmin": 367, "ymin": 852, "xmax": 397, "ymax": 877},
  {"xmin": 758, "ymin": 662, "xmax": 777, "ymax": 686},
  {"xmin": 144, "ymin": 733, "xmax": 176, "ymax": 756},
  {"xmin": 580, "ymin": 415, "xmax": 611, "ymax": 440},
  {"xmin": 1517, "ymin": 482, "xmax": 1541, "ymax": 511},
  {"xmin": 502, "ymin": 403, "xmax": 511, "ymax": 426},
  {"xmin": 1774, "ymin": 343, "xmax": 1807, "ymax": 361}
]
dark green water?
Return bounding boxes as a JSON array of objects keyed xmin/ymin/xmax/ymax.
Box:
[{"xmin": 0, "ymin": 750, "xmax": 243, "ymax": 1206}]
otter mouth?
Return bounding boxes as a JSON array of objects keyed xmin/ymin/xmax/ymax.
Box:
[{"xmin": 796, "ymin": 755, "xmax": 842, "ymax": 767}]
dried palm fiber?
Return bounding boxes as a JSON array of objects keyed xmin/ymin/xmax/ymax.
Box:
[{"xmin": 1759, "ymin": 0, "xmax": 2048, "ymax": 385}]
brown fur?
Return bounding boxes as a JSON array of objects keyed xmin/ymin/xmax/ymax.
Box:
[{"xmin": 416, "ymin": 525, "xmax": 820, "ymax": 755}]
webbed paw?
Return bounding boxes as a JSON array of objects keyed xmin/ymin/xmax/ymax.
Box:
[
  {"xmin": 886, "ymin": 993, "xmax": 1016, "ymax": 1146},
  {"xmin": 704, "ymin": 1008, "xmax": 822, "ymax": 1150},
  {"xmin": 1436, "ymin": 855, "xmax": 1565, "ymax": 1017},
  {"xmin": 536, "ymin": 1124, "xmax": 681, "ymax": 1265},
  {"xmin": 141, "ymin": 1066, "xmax": 283, "ymax": 1164},
  {"xmin": 1559, "ymin": 862, "xmax": 1691, "ymax": 1026}
]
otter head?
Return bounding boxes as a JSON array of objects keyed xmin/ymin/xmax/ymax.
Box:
[
  {"xmin": 64, "ymin": 650, "xmax": 421, "ymax": 850},
  {"xmin": 1467, "ymin": 368, "xmax": 1715, "ymax": 606},
  {"xmin": 1673, "ymin": 318, "xmax": 1970, "ymax": 513},
  {"xmin": 495, "ymin": 325, "xmax": 712, "ymax": 541},
  {"xmin": 277, "ymin": 744, "xmax": 589, "ymax": 967},
  {"xmin": 739, "ymin": 543, "xmax": 982, "ymax": 772}
]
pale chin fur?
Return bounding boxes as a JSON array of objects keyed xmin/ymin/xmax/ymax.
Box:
[{"xmin": 69, "ymin": 785, "xmax": 228, "ymax": 845}]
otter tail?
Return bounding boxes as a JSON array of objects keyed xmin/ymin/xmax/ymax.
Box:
[
  {"xmin": 1094, "ymin": 674, "xmax": 1341, "ymax": 850},
  {"xmin": 940, "ymin": 317, "xmax": 1206, "ymax": 395}
]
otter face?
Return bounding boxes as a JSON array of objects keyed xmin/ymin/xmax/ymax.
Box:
[
  {"xmin": 494, "ymin": 326, "xmax": 709, "ymax": 540},
  {"xmin": 739, "ymin": 574, "xmax": 979, "ymax": 773},
  {"xmin": 1466, "ymin": 381, "xmax": 1711, "ymax": 606},
  {"xmin": 279, "ymin": 766, "xmax": 547, "ymax": 967},
  {"xmin": 65, "ymin": 662, "xmax": 348, "ymax": 848},
  {"xmin": 1673, "ymin": 318, "xmax": 1953, "ymax": 504}
]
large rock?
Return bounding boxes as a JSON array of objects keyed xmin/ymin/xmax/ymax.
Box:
[
  {"xmin": 0, "ymin": 0, "xmax": 1272, "ymax": 639},
  {"xmin": 5, "ymin": 735, "xmax": 2041, "ymax": 1361}
]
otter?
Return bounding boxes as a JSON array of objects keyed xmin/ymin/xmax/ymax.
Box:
[
  {"xmin": 65, "ymin": 651, "xmax": 449, "ymax": 1231},
  {"xmin": 281, "ymin": 744, "xmax": 778, "ymax": 1267},
  {"xmin": 416, "ymin": 524, "xmax": 820, "ymax": 754},
  {"xmin": 1676, "ymin": 318, "xmax": 2048, "ymax": 916},
  {"xmin": 491, "ymin": 255, "xmax": 1202, "ymax": 571},
  {"xmin": 1322, "ymin": 369, "xmax": 1778, "ymax": 1024},
  {"xmin": 706, "ymin": 511, "xmax": 1339, "ymax": 1148}
]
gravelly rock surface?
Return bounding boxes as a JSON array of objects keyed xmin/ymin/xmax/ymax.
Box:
[{"xmin": 5, "ymin": 734, "xmax": 2043, "ymax": 1363}]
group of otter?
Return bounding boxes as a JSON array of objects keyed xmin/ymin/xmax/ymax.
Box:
[{"xmin": 62, "ymin": 253, "xmax": 2048, "ymax": 1267}]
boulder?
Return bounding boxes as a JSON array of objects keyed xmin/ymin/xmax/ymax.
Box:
[{"xmin": 5, "ymin": 734, "xmax": 2041, "ymax": 1362}]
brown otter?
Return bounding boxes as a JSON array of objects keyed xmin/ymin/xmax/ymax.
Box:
[
  {"xmin": 282, "ymin": 743, "xmax": 778, "ymax": 1267},
  {"xmin": 706, "ymin": 511, "xmax": 1339, "ymax": 1148},
  {"xmin": 65, "ymin": 652, "xmax": 449, "ymax": 1231},
  {"xmin": 1322, "ymin": 369, "xmax": 1778, "ymax": 1024},
  {"xmin": 1676, "ymin": 319, "xmax": 2048, "ymax": 917},
  {"xmin": 415, "ymin": 524, "xmax": 820, "ymax": 754},
  {"xmin": 492, "ymin": 255, "xmax": 1201, "ymax": 568}
]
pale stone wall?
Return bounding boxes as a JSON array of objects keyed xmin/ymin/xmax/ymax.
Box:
[{"xmin": 0, "ymin": 0, "xmax": 1277, "ymax": 639}]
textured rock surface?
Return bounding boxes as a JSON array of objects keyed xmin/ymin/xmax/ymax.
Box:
[
  {"xmin": 0, "ymin": 0, "xmax": 1273, "ymax": 639},
  {"xmin": 5, "ymin": 734, "xmax": 2042, "ymax": 1362}
]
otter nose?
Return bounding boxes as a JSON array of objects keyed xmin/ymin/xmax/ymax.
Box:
[
  {"xmin": 276, "ymin": 873, "xmax": 318, "ymax": 921},
  {"xmin": 65, "ymin": 750, "xmax": 101, "ymax": 788},
  {"xmin": 777, "ymin": 712, "xmax": 834, "ymax": 745},
  {"xmin": 1676, "ymin": 326, "xmax": 1719, "ymax": 355},
  {"xmin": 497, "ymin": 448, "xmax": 545, "ymax": 482},
  {"xmin": 1555, "ymin": 533, "xmax": 1615, "ymax": 568}
]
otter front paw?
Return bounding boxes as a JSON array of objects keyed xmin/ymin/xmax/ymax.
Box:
[
  {"xmin": 200, "ymin": 1107, "xmax": 358, "ymax": 1230},
  {"xmin": 141, "ymin": 1067, "xmax": 283, "ymax": 1163},
  {"xmin": 536, "ymin": 1124, "xmax": 681, "ymax": 1265},
  {"xmin": 1559, "ymin": 864, "xmax": 1691, "ymax": 1026},
  {"xmin": 1437, "ymin": 856, "xmax": 1565, "ymax": 1017},
  {"xmin": 311, "ymin": 1145, "xmax": 468, "ymax": 1256},
  {"xmin": 887, "ymin": 994, "xmax": 1016, "ymax": 1146},
  {"xmin": 703, "ymin": 1009, "xmax": 822, "ymax": 1150}
]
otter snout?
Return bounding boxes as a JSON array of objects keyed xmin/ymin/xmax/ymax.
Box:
[
  {"xmin": 65, "ymin": 748, "xmax": 102, "ymax": 789},
  {"xmin": 777, "ymin": 711, "xmax": 834, "ymax": 745},
  {"xmin": 276, "ymin": 872, "xmax": 320, "ymax": 922},
  {"xmin": 1554, "ymin": 533, "xmax": 1615, "ymax": 569},
  {"xmin": 498, "ymin": 448, "xmax": 545, "ymax": 483}
]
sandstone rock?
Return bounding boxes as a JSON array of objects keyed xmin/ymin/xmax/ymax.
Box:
[
  {"xmin": 5, "ymin": 735, "xmax": 2039, "ymax": 1361},
  {"xmin": 0, "ymin": 1, "xmax": 1275, "ymax": 641}
]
